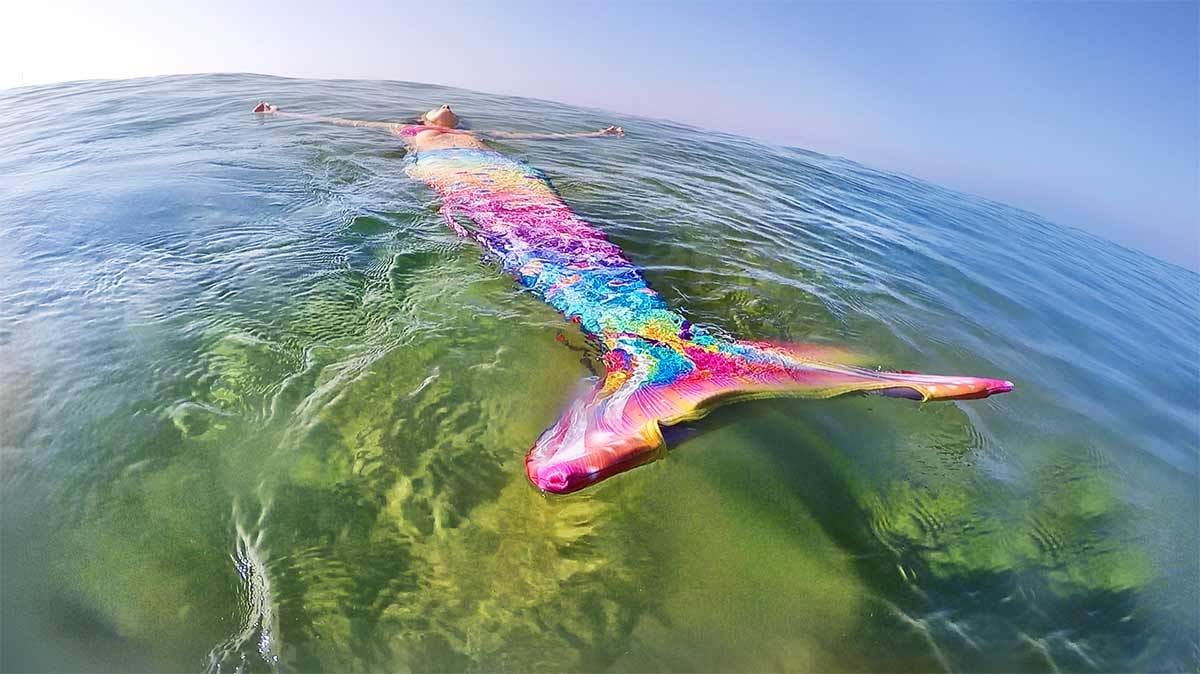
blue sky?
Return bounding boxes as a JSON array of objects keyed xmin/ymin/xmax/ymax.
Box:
[{"xmin": 2, "ymin": 0, "xmax": 1196, "ymax": 268}]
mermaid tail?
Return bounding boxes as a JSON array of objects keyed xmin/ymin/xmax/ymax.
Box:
[
  {"xmin": 399, "ymin": 148, "xmax": 1011, "ymax": 494},
  {"xmin": 526, "ymin": 337, "xmax": 1013, "ymax": 494}
]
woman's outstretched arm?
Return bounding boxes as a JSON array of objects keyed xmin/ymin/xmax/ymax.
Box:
[
  {"xmin": 253, "ymin": 102, "xmax": 401, "ymax": 131},
  {"xmin": 480, "ymin": 125, "xmax": 625, "ymax": 141}
]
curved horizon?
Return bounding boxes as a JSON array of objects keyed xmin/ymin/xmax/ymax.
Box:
[
  {"xmin": 5, "ymin": 69, "xmax": 1196, "ymax": 277},
  {"xmin": 2, "ymin": 1, "xmax": 1196, "ymax": 271}
]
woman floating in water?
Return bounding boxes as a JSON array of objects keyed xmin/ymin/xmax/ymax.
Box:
[{"xmin": 253, "ymin": 101, "xmax": 1013, "ymax": 494}]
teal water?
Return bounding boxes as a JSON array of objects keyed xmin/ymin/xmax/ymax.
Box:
[{"xmin": 1, "ymin": 74, "xmax": 1196, "ymax": 672}]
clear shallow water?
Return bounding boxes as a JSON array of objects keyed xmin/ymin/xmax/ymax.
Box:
[{"xmin": 1, "ymin": 73, "xmax": 1196, "ymax": 673}]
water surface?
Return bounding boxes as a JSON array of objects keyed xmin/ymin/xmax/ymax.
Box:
[{"xmin": 1, "ymin": 74, "xmax": 1197, "ymax": 672}]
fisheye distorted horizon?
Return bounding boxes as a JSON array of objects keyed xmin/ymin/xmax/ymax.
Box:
[{"xmin": 2, "ymin": 0, "xmax": 1196, "ymax": 269}]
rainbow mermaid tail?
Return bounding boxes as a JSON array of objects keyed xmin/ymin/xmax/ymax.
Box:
[
  {"xmin": 403, "ymin": 147, "xmax": 1014, "ymax": 494},
  {"xmin": 526, "ymin": 333, "xmax": 1013, "ymax": 494}
]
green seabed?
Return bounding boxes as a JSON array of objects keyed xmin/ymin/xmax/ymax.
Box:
[{"xmin": 8, "ymin": 242, "xmax": 1162, "ymax": 673}]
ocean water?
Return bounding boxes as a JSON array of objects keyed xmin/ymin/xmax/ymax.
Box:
[{"xmin": 0, "ymin": 74, "xmax": 1196, "ymax": 673}]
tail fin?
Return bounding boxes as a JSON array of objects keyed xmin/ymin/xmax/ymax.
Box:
[{"xmin": 526, "ymin": 338, "xmax": 1012, "ymax": 494}]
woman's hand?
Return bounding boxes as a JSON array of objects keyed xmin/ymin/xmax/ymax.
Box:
[
  {"xmin": 253, "ymin": 101, "xmax": 278, "ymax": 114},
  {"xmin": 598, "ymin": 125, "xmax": 624, "ymax": 137}
]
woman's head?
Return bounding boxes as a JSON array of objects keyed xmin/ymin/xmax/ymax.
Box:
[{"xmin": 422, "ymin": 104, "xmax": 460, "ymax": 128}]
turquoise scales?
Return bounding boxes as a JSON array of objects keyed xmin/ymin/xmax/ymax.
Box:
[{"xmin": 403, "ymin": 147, "xmax": 1014, "ymax": 494}]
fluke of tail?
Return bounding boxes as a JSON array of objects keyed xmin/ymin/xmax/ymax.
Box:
[{"xmin": 526, "ymin": 336, "xmax": 1013, "ymax": 494}]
